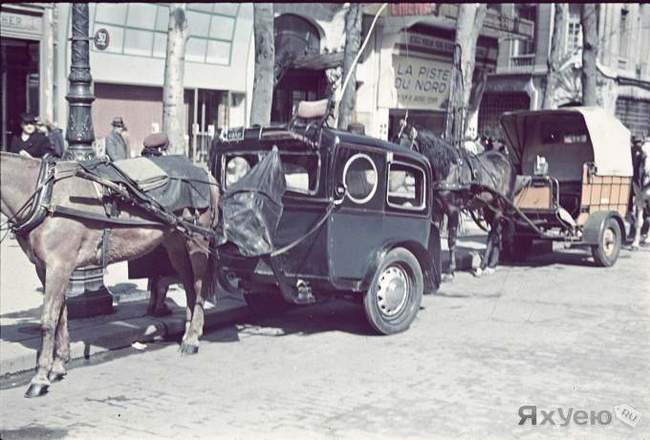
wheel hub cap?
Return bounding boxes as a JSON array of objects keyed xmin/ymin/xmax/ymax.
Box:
[
  {"xmin": 376, "ymin": 265, "xmax": 409, "ymax": 317},
  {"xmin": 603, "ymin": 228, "xmax": 616, "ymax": 256}
]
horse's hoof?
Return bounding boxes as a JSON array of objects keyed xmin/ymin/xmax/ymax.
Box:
[
  {"xmin": 25, "ymin": 383, "xmax": 49, "ymax": 398},
  {"xmin": 472, "ymin": 268, "xmax": 483, "ymax": 278},
  {"xmin": 630, "ymin": 244, "xmax": 639, "ymax": 251},
  {"xmin": 484, "ymin": 267, "xmax": 496, "ymax": 275},
  {"xmin": 48, "ymin": 371, "xmax": 66, "ymax": 383},
  {"xmin": 179, "ymin": 343, "xmax": 199, "ymax": 355}
]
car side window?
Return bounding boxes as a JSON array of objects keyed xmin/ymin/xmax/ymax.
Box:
[
  {"xmin": 343, "ymin": 153, "xmax": 378, "ymax": 204},
  {"xmin": 387, "ymin": 162, "xmax": 426, "ymax": 210}
]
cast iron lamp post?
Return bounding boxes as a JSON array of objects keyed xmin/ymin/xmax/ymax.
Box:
[{"xmin": 63, "ymin": 3, "xmax": 113, "ymax": 318}]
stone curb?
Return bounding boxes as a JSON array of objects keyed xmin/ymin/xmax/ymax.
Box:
[{"xmin": 0, "ymin": 305, "xmax": 250, "ymax": 378}]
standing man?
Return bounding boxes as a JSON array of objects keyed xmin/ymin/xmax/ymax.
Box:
[
  {"xmin": 9, "ymin": 113, "xmax": 56, "ymax": 158},
  {"xmin": 105, "ymin": 116, "xmax": 129, "ymax": 161},
  {"xmin": 128, "ymin": 132, "xmax": 178, "ymax": 316}
]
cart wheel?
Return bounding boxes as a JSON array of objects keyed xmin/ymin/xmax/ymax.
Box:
[
  {"xmin": 243, "ymin": 290, "xmax": 291, "ymax": 317},
  {"xmin": 591, "ymin": 218, "xmax": 622, "ymax": 267},
  {"xmin": 502, "ymin": 233, "xmax": 533, "ymax": 262},
  {"xmin": 363, "ymin": 248, "xmax": 423, "ymax": 335}
]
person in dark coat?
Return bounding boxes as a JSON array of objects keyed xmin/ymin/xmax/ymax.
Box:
[
  {"xmin": 105, "ymin": 116, "xmax": 129, "ymax": 161},
  {"xmin": 10, "ymin": 113, "xmax": 56, "ymax": 158},
  {"xmin": 36, "ymin": 118, "xmax": 65, "ymax": 158},
  {"xmin": 140, "ymin": 132, "xmax": 169, "ymax": 157},
  {"xmin": 128, "ymin": 132, "xmax": 178, "ymax": 316}
]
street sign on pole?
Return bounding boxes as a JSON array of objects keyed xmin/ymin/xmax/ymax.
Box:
[{"xmin": 94, "ymin": 28, "xmax": 110, "ymax": 51}]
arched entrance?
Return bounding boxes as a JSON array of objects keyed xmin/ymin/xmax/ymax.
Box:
[{"xmin": 271, "ymin": 14, "xmax": 329, "ymax": 124}]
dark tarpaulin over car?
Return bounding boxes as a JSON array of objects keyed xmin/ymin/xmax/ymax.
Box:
[{"xmin": 220, "ymin": 147, "xmax": 287, "ymax": 256}]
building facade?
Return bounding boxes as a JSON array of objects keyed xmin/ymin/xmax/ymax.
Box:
[
  {"xmin": 354, "ymin": 4, "xmax": 534, "ymax": 141},
  {"xmin": 1, "ymin": 3, "xmax": 254, "ymax": 159},
  {"xmin": 484, "ymin": 3, "xmax": 650, "ymax": 138}
]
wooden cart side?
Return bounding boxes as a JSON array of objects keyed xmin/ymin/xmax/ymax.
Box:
[{"xmin": 578, "ymin": 164, "xmax": 631, "ymax": 225}]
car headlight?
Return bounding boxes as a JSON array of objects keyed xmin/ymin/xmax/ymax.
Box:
[{"xmin": 225, "ymin": 156, "xmax": 251, "ymax": 188}]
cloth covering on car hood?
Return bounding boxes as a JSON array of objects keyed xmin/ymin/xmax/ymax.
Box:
[{"xmin": 220, "ymin": 146, "xmax": 287, "ymax": 256}]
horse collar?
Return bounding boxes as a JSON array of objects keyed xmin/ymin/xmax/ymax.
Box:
[{"xmin": 11, "ymin": 159, "xmax": 56, "ymax": 236}]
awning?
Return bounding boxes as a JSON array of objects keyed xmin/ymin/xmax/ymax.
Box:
[{"xmin": 291, "ymin": 51, "xmax": 344, "ymax": 70}]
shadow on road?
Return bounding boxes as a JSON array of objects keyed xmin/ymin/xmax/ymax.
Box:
[{"xmin": 1, "ymin": 425, "xmax": 68, "ymax": 440}]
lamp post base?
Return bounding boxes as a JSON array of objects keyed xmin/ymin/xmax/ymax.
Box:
[{"xmin": 66, "ymin": 266, "xmax": 114, "ymax": 319}]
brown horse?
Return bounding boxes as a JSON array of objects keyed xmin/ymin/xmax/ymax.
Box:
[
  {"xmin": 0, "ymin": 152, "xmax": 219, "ymax": 397},
  {"xmin": 398, "ymin": 126, "xmax": 516, "ymax": 279}
]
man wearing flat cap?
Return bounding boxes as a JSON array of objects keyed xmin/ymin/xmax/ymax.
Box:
[
  {"xmin": 105, "ymin": 116, "xmax": 130, "ymax": 161},
  {"xmin": 141, "ymin": 133, "xmax": 169, "ymax": 157},
  {"xmin": 9, "ymin": 113, "xmax": 56, "ymax": 158}
]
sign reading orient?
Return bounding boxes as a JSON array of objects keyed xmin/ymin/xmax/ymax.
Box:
[{"xmin": 94, "ymin": 28, "xmax": 110, "ymax": 51}]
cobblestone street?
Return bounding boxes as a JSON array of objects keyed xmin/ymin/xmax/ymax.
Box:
[{"xmin": 1, "ymin": 245, "xmax": 648, "ymax": 440}]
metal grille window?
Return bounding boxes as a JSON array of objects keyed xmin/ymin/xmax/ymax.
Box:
[
  {"xmin": 567, "ymin": 6, "xmax": 582, "ymax": 54},
  {"xmin": 91, "ymin": 3, "xmax": 239, "ymax": 65},
  {"xmin": 619, "ymin": 9, "xmax": 629, "ymax": 59}
]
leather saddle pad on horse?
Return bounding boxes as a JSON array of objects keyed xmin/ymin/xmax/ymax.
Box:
[{"xmin": 80, "ymin": 155, "xmax": 211, "ymax": 212}]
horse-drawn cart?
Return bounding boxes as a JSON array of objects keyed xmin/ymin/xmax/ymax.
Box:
[
  {"xmin": 211, "ymin": 119, "xmax": 442, "ymax": 335},
  {"xmin": 497, "ymin": 106, "xmax": 633, "ymax": 266}
]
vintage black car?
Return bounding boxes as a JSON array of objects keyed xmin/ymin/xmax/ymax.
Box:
[{"xmin": 210, "ymin": 122, "xmax": 441, "ymax": 335}]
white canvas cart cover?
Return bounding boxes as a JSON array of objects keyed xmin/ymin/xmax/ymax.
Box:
[{"xmin": 500, "ymin": 106, "xmax": 633, "ymax": 177}]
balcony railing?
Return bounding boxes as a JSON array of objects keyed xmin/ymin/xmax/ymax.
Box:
[{"xmin": 496, "ymin": 54, "xmax": 547, "ymax": 74}]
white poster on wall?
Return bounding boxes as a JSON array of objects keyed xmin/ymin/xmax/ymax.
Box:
[{"xmin": 391, "ymin": 55, "xmax": 452, "ymax": 111}]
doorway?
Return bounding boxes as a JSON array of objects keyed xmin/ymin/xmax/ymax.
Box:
[{"xmin": 1, "ymin": 37, "xmax": 40, "ymax": 150}]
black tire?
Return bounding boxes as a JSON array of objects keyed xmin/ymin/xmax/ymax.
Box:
[
  {"xmin": 218, "ymin": 269, "xmax": 241, "ymax": 296},
  {"xmin": 501, "ymin": 232, "xmax": 533, "ymax": 262},
  {"xmin": 363, "ymin": 248, "xmax": 423, "ymax": 335},
  {"xmin": 591, "ymin": 218, "xmax": 622, "ymax": 267},
  {"xmin": 243, "ymin": 290, "xmax": 291, "ymax": 317}
]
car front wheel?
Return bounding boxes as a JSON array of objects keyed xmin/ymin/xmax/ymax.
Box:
[{"xmin": 363, "ymin": 247, "xmax": 423, "ymax": 335}]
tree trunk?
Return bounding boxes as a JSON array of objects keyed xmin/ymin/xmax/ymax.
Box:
[
  {"xmin": 581, "ymin": 3, "xmax": 599, "ymax": 107},
  {"xmin": 337, "ymin": 4, "xmax": 362, "ymax": 130},
  {"xmin": 454, "ymin": 3, "xmax": 487, "ymax": 139},
  {"xmin": 163, "ymin": 4, "xmax": 189, "ymax": 155},
  {"xmin": 543, "ymin": 3, "xmax": 569, "ymax": 109},
  {"xmin": 250, "ymin": 3, "xmax": 275, "ymax": 127}
]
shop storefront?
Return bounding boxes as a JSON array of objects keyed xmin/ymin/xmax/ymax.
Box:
[
  {"xmin": 0, "ymin": 4, "xmax": 53, "ymax": 150},
  {"xmin": 357, "ymin": 4, "xmax": 531, "ymax": 141}
]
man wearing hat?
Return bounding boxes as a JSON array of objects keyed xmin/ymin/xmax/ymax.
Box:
[
  {"xmin": 9, "ymin": 113, "xmax": 56, "ymax": 158},
  {"xmin": 141, "ymin": 132, "xmax": 169, "ymax": 157},
  {"xmin": 128, "ymin": 131, "xmax": 177, "ymax": 316},
  {"xmin": 105, "ymin": 116, "xmax": 129, "ymax": 161}
]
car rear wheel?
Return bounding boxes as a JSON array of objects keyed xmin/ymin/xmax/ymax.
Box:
[
  {"xmin": 363, "ymin": 248, "xmax": 423, "ymax": 335},
  {"xmin": 591, "ymin": 218, "xmax": 622, "ymax": 267}
]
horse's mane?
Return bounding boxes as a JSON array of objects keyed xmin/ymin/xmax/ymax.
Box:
[{"xmin": 413, "ymin": 128, "xmax": 459, "ymax": 180}]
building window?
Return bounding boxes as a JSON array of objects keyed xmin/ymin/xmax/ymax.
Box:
[
  {"xmin": 91, "ymin": 3, "xmax": 238, "ymax": 65},
  {"xmin": 513, "ymin": 4, "xmax": 536, "ymax": 55},
  {"xmin": 567, "ymin": 6, "xmax": 582, "ymax": 54}
]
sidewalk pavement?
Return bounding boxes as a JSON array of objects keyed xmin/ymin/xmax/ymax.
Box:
[{"xmin": 0, "ymin": 218, "xmax": 525, "ymax": 378}]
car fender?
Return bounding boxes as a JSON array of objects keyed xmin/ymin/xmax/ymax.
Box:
[
  {"xmin": 361, "ymin": 230, "xmax": 440, "ymax": 295},
  {"xmin": 582, "ymin": 211, "xmax": 626, "ymax": 245}
]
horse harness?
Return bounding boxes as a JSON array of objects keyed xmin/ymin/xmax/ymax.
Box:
[{"xmin": 7, "ymin": 158, "xmax": 216, "ymax": 268}]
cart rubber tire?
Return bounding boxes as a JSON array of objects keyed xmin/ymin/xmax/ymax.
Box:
[
  {"xmin": 363, "ymin": 247, "xmax": 423, "ymax": 335},
  {"xmin": 591, "ymin": 218, "xmax": 622, "ymax": 267},
  {"xmin": 243, "ymin": 290, "xmax": 291, "ymax": 317},
  {"xmin": 502, "ymin": 233, "xmax": 533, "ymax": 262}
]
